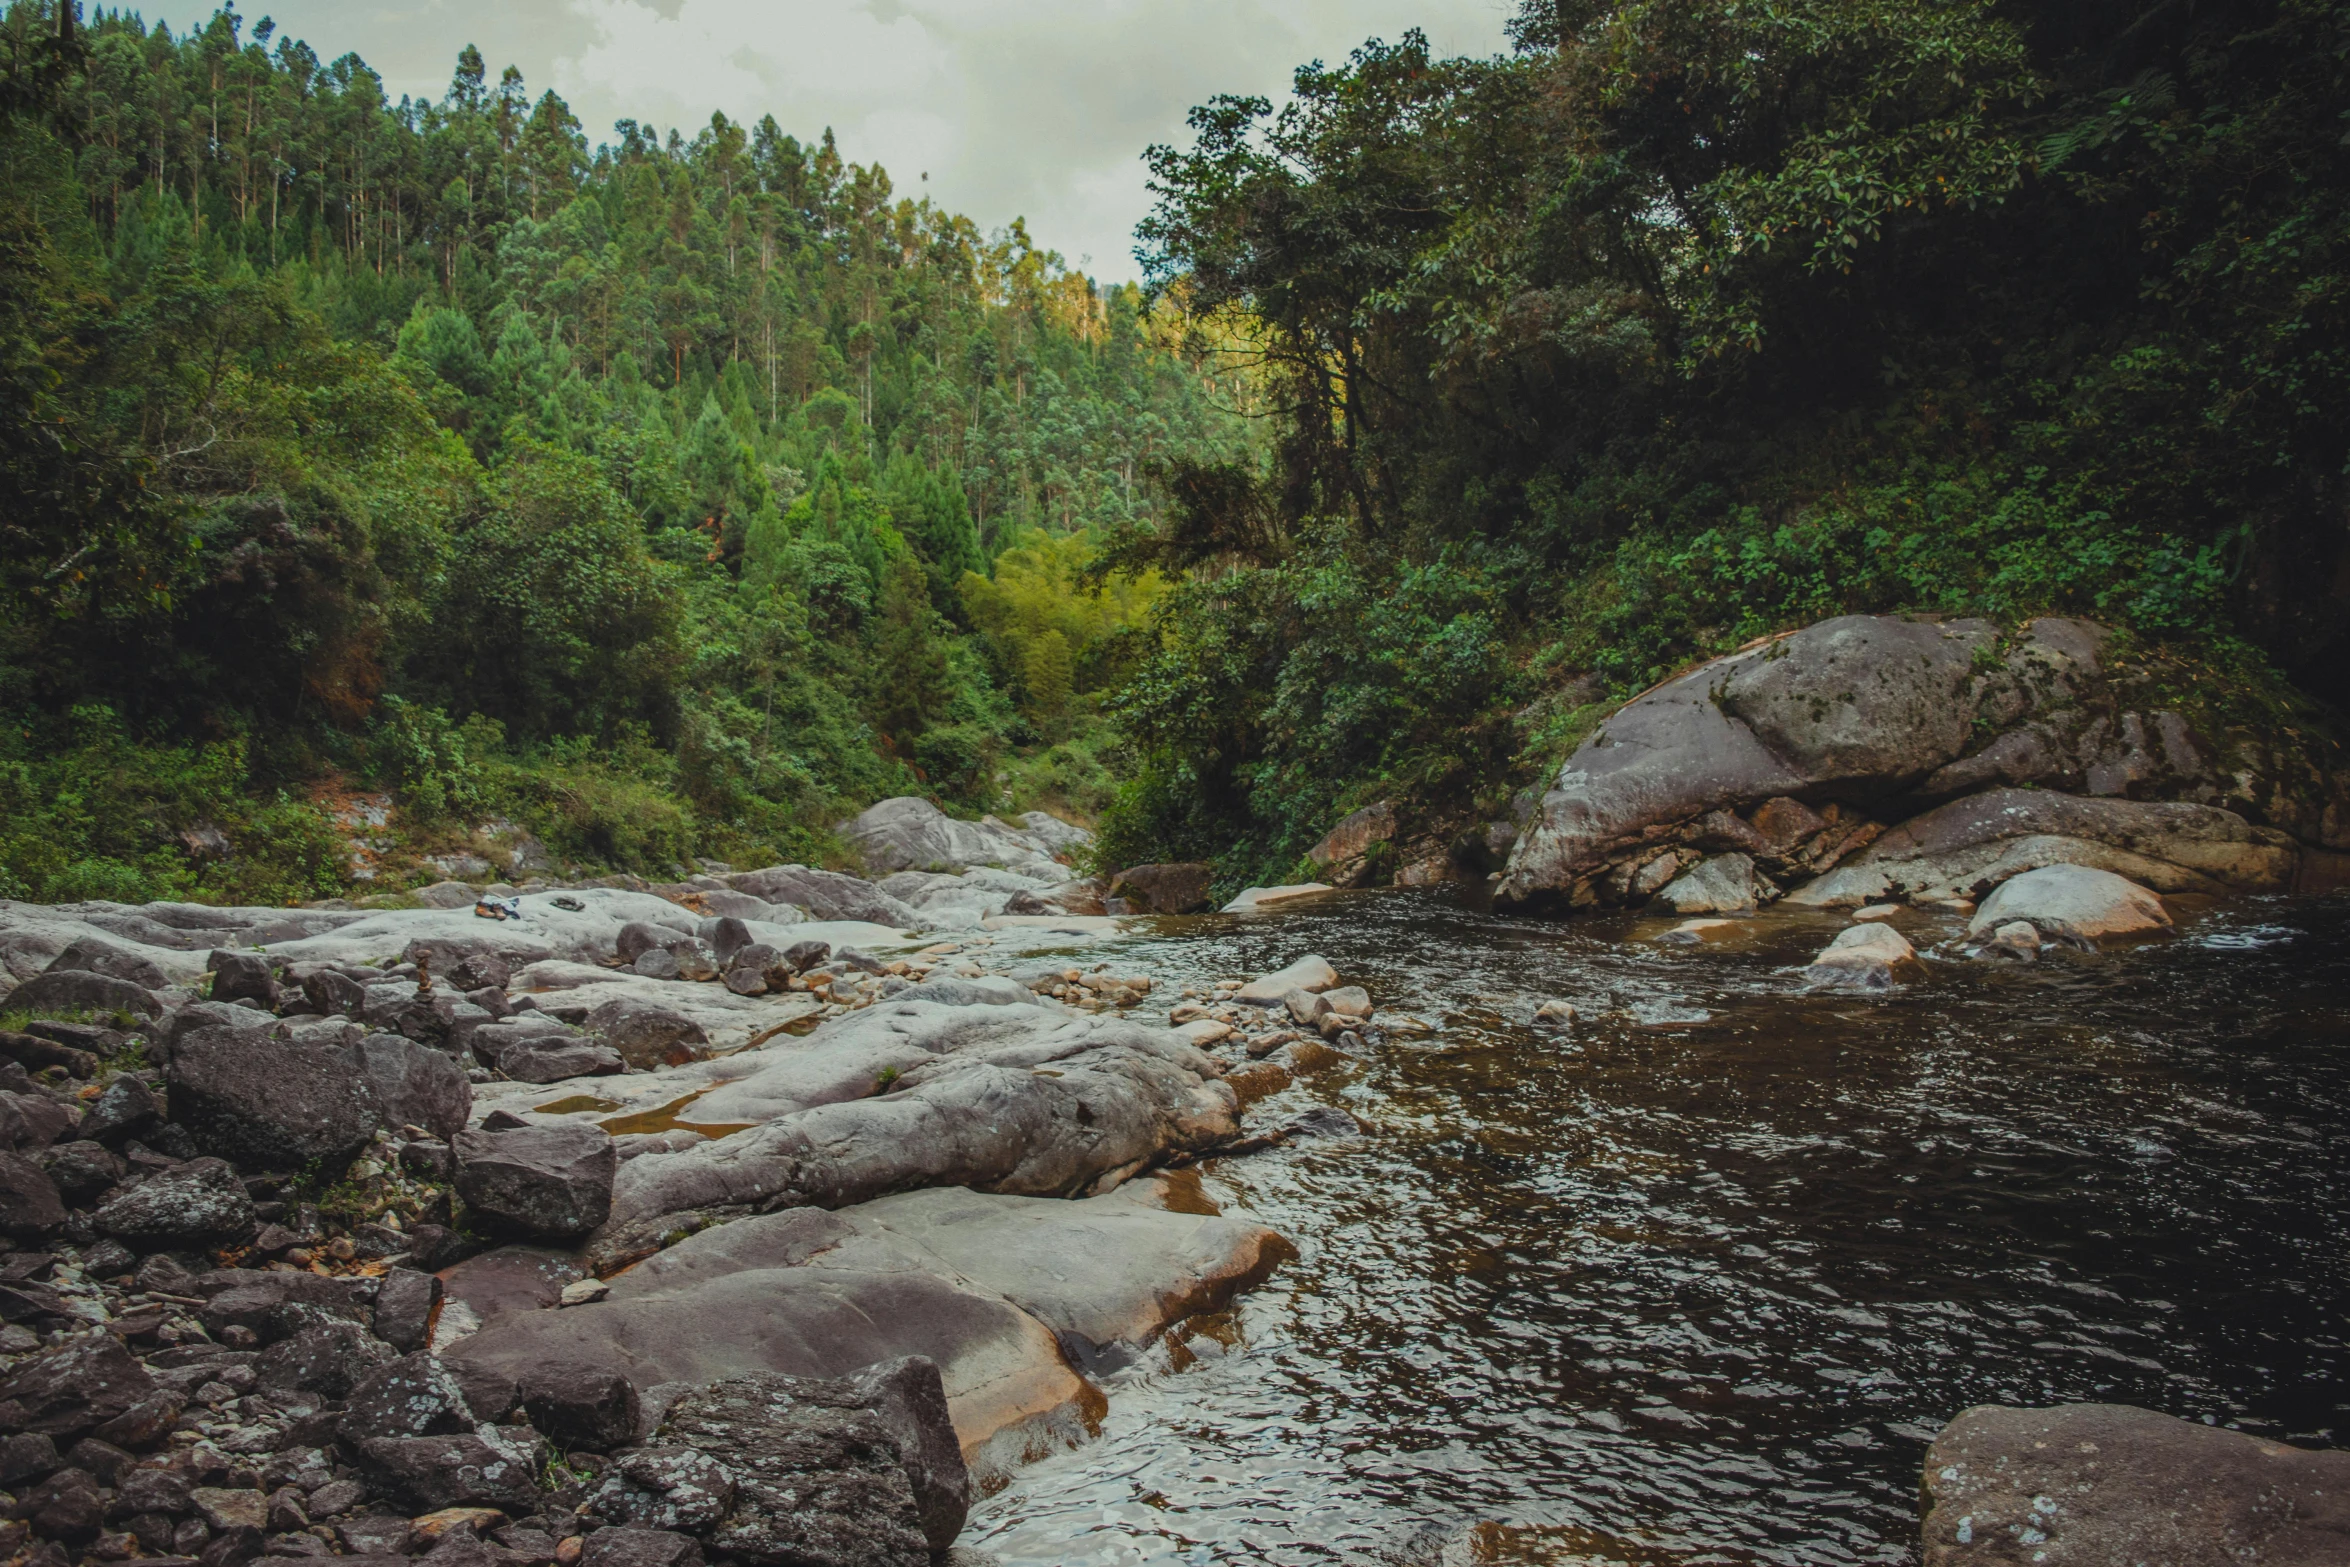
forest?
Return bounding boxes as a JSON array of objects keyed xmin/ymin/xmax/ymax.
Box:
[
  {"xmin": 0, "ymin": 1, "xmax": 1247, "ymax": 902},
  {"xmin": 1094, "ymin": 0, "xmax": 2350, "ymax": 884},
  {"xmin": 4, "ymin": 0, "xmax": 2350, "ymax": 903}
]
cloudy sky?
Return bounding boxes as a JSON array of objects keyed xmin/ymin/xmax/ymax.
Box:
[{"xmin": 227, "ymin": 0, "xmax": 1517, "ymax": 279}]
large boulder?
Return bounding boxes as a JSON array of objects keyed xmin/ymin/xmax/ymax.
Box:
[
  {"xmin": 583, "ymin": 998, "xmax": 712, "ymax": 1071},
  {"xmin": 1305, "ymin": 802, "xmax": 1396, "ymax": 888},
  {"xmin": 1968, "ymin": 864, "xmax": 2171, "ymax": 944},
  {"xmin": 1788, "ymin": 788, "xmax": 2299, "ymax": 907},
  {"xmin": 1106, "ymin": 864, "xmax": 1214, "ymax": 915},
  {"xmin": 1921, "ymin": 1402, "xmax": 2350, "ymax": 1564},
  {"xmin": 724, "ymin": 866, "xmax": 922, "ymax": 929},
  {"xmin": 590, "ymin": 1003, "xmax": 1239, "ymax": 1265},
  {"xmin": 1498, "ymin": 615, "xmax": 2321, "ymax": 909},
  {"xmin": 91, "ymin": 1157, "xmax": 258, "ymax": 1248},
  {"xmin": 353, "ymin": 1033, "xmax": 471, "ymax": 1139},
  {"xmin": 837, "ymin": 797, "xmax": 1068, "ymax": 879},
  {"xmin": 2, "ymin": 969, "xmax": 162, "ymax": 1021},
  {"xmin": 43, "ymin": 937, "xmax": 169, "ymax": 991},
  {"xmin": 168, "ymin": 1027, "xmax": 382, "ymax": 1172},
  {"xmin": 0, "ymin": 1334, "xmax": 176, "ymax": 1442},
  {"xmin": 617, "ymin": 1361, "xmax": 964, "ymax": 1564},
  {"xmin": 453, "ymin": 1123, "xmax": 616, "ymax": 1239},
  {"xmin": 1803, "ymin": 922, "xmax": 1919, "ymax": 990}
]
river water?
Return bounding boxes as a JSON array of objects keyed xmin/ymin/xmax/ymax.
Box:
[{"xmin": 966, "ymin": 888, "xmax": 2350, "ymax": 1565}]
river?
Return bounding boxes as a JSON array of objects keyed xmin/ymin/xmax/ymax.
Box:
[{"xmin": 967, "ymin": 887, "xmax": 2350, "ymax": 1565}]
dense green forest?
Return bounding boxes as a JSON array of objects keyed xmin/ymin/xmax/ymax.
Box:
[
  {"xmin": 6, "ymin": 0, "xmax": 2349, "ymax": 906},
  {"xmin": 0, "ymin": 1, "xmax": 1246, "ymax": 902},
  {"xmin": 1094, "ymin": 0, "xmax": 2350, "ymax": 884}
]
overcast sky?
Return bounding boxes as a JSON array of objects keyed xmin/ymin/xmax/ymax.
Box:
[{"xmin": 223, "ymin": 0, "xmax": 1517, "ymax": 280}]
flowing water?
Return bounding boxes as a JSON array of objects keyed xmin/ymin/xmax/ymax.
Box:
[{"xmin": 967, "ymin": 888, "xmax": 2350, "ymax": 1565}]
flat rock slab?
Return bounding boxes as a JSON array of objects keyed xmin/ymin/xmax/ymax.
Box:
[
  {"xmin": 443, "ymin": 1176, "xmax": 1286, "ymax": 1483},
  {"xmin": 1923, "ymin": 1402, "xmax": 2350, "ymax": 1565}
]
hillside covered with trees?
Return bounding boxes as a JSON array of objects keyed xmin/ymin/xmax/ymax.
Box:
[
  {"xmin": 0, "ymin": 2, "xmax": 1248, "ymax": 902},
  {"xmin": 1095, "ymin": 0, "xmax": 2350, "ymax": 887}
]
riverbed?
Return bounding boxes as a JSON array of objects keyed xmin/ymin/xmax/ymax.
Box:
[{"xmin": 968, "ymin": 888, "xmax": 2350, "ymax": 1565}]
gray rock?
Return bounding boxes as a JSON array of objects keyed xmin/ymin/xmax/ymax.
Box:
[
  {"xmin": 490, "ymin": 1034, "xmax": 627, "ymax": 1084},
  {"xmin": 580, "ymin": 1528, "xmax": 702, "ymax": 1567},
  {"xmin": 781, "ymin": 940, "xmax": 832, "ymax": 973},
  {"xmin": 347, "ymin": 1427, "xmax": 543, "ymax": 1513},
  {"xmin": 645, "ymin": 1369, "xmax": 944, "ymax": 1565},
  {"xmin": 453, "ymin": 1123, "xmax": 615, "ymax": 1239},
  {"xmin": 298, "ymin": 971, "xmax": 365, "ymax": 1021},
  {"xmin": 207, "ymin": 952, "xmax": 276, "ymax": 1005},
  {"xmin": 631, "ymin": 950, "xmax": 681, "ymax": 981},
  {"xmin": 168, "ymin": 1028, "xmax": 380, "ymax": 1172},
  {"xmin": 1651, "ymin": 852, "xmax": 1764, "ymax": 915},
  {"xmin": 93, "ymin": 1157, "xmax": 258, "ymax": 1248},
  {"xmin": 616, "ymin": 923, "xmax": 683, "ymax": 963},
  {"xmin": 1968, "ymin": 863, "xmax": 2172, "ymax": 945},
  {"xmin": 512, "ymin": 1361, "xmax": 637, "ymax": 1453},
  {"xmin": 704, "ymin": 919, "xmax": 753, "ymax": 966},
  {"xmin": 79, "ymin": 1076, "xmax": 163, "ymax": 1147},
  {"xmin": 724, "ymin": 867, "xmax": 922, "ymax": 928},
  {"xmin": 1921, "ymin": 1402, "xmax": 2350, "ymax": 1565},
  {"xmin": 353, "ymin": 1034, "xmax": 470, "ymax": 1139},
  {"xmin": 588, "ymin": 1447, "xmax": 735, "ymax": 1532},
  {"xmin": 836, "ymin": 797, "xmax": 1067, "ymax": 880},
  {"xmin": 199, "ymin": 1272, "xmax": 369, "ymax": 1343},
  {"xmin": 45, "ymin": 937, "xmax": 168, "ymax": 991},
  {"xmin": 0, "ymin": 1087, "xmax": 74, "ymax": 1150},
  {"xmin": 338, "ymin": 1354, "xmax": 474, "ymax": 1444},
  {"xmin": 582, "ymin": 999, "xmax": 710, "ymax": 1071},
  {"xmin": 447, "ymin": 954, "xmax": 511, "ymax": 992},
  {"xmin": 1803, "ymin": 922, "xmax": 1919, "ymax": 990},
  {"xmin": 3, "ymin": 969, "xmax": 162, "ymax": 1021}
]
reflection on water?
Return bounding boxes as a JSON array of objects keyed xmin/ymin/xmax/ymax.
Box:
[{"xmin": 970, "ymin": 889, "xmax": 2350, "ymax": 1565}]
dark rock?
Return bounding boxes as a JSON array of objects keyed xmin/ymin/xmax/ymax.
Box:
[
  {"xmin": 614, "ymin": 924, "xmax": 677, "ymax": 964},
  {"xmin": 338, "ymin": 1355, "xmax": 473, "ymax": 1444},
  {"xmin": 704, "ymin": 919, "xmax": 752, "ymax": 967},
  {"xmin": 514, "ymin": 1363, "xmax": 637, "ymax": 1454},
  {"xmin": 206, "ymin": 953, "xmax": 276, "ymax": 1006},
  {"xmin": 447, "ymin": 955, "xmax": 511, "ymax": 993},
  {"xmin": 414, "ymin": 1529, "xmax": 495, "ymax": 1567},
  {"xmin": 4, "ymin": 971, "xmax": 162, "ymax": 1023},
  {"xmin": 833, "ymin": 948, "xmax": 885, "ymax": 976},
  {"xmin": 1921, "ymin": 1401, "xmax": 2350, "ymax": 1565},
  {"xmin": 93, "ymin": 1158, "xmax": 258, "ymax": 1249},
  {"xmin": 109, "ymin": 1464, "xmax": 195, "ymax": 1518},
  {"xmin": 197, "ymin": 1522, "xmax": 262, "ymax": 1567},
  {"xmin": 352, "ymin": 1035, "xmax": 470, "ymax": 1141},
  {"xmin": 256, "ymin": 1319, "xmax": 394, "ymax": 1399},
  {"xmin": 334, "ymin": 1517, "xmax": 412, "ymax": 1555},
  {"xmin": 580, "ymin": 1001, "xmax": 709, "ymax": 1072},
  {"xmin": 838, "ymin": 1356, "xmax": 969, "ymax": 1554},
  {"xmin": 132, "ymin": 1253, "xmax": 200, "ymax": 1295},
  {"xmin": 347, "ymin": 1429, "xmax": 543, "ymax": 1513},
  {"xmin": 372, "ymin": 1269, "xmax": 441, "ymax": 1354},
  {"xmin": 0, "ymin": 1278, "xmax": 65, "ymax": 1320},
  {"xmin": 26, "ymin": 1465, "xmax": 105, "ymax": 1541},
  {"xmin": 0, "ymin": 1090, "xmax": 75, "ymax": 1152},
  {"xmin": 779, "ymin": 941, "xmax": 831, "ymax": 974},
  {"xmin": 80, "ymin": 1078, "xmax": 164, "ymax": 1148},
  {"xmin": 47, "ymin": 938, "xmax": 170, "ymax": 992},
  {"xmin": 1105, "ymin": 863, "xmax": 1214, "ymax": 915},
  {"xmin": 0, "ymin": 1153, "xmax": 65, "ymax": 1241},
  {"xmin": 587, "ymin": 1447, "xmax": 734, "ymax": 1531},
  {"xmin": 398, "ymin": 1140, "xmax": 454, "ymax": 1182},
  {"xmin": 487, "ymin": 1036, "xmax": 625, "ymax": 1085},
  {"xmin": 0, "ymin": 1430, "xmax": 58, "ymax": 1483},
  {"xmin": 453, "ymin": 1125, "xmax": 615, "ymax": 1239},
  {"xmin": 300, "ymin": 971, "xmax": 365, "ymax": 1019},
  {"xmin": 168, "ymin": 1029, "xmax": 378, "ymax": 1173},
  {"xmin": 650, "ymin": 1370, "xmax": 942, "ymax": 1565},
  {"xmin": 579, "ymin": 1528, "xmax": 702, "ymax": 1567},
  {"xmin": 199, "ymin": 1273, "xmax": 368, "ymax": 1345},
  {"xmin": 0, "ymin": 1032, "xmax": 98, "ymax": 1079},
  {"xmin": 0, "ymin": 1334, "xmax": 172, "ymax": 1441},
  {"xmin": 401, "ymin": 1223, "xmax": 472, "ymax": 1273},
  {"xmin": 65, "ymin": 1436, "xmax": 134, "ymax": 1484},
  {"xmin": 302, "ymin": 1479, "xmax": 365, "ymax": 1518}
]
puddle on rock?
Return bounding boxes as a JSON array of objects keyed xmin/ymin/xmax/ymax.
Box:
[
  {"xmin": 533, "ymin": 1095, "xmax": 623, "ymax": 1116},
  {"xmin": 598, "ymin": 1090, "xmax": 755, "ymax": 1140}
]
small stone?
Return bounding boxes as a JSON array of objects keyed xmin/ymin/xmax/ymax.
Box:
[
  {"xmin": 557, "ymin": 1280, "xmax": 608, "ymax": 1307},
  {"xmin": 579, "ymin": 1528, "xmax": 702, "ymax": 1567},
  {"xmin": 1531, "ymin": 1000, "xmax": 1576, "ymax": 1028}
]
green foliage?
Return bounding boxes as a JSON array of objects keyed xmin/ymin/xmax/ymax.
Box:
[
  {"xmin": 1109, "ymin": 0, "xmax": 2350, "ymax": 877},
  {"xmin": 0, "ymin": 1, "xmax": 1253, "ymax": 893}
]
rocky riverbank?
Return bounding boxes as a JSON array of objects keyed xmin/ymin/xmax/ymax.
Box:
[{"xmin": 0, "ymin": 798, "xmax": 1412, "ymax": 1566}]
